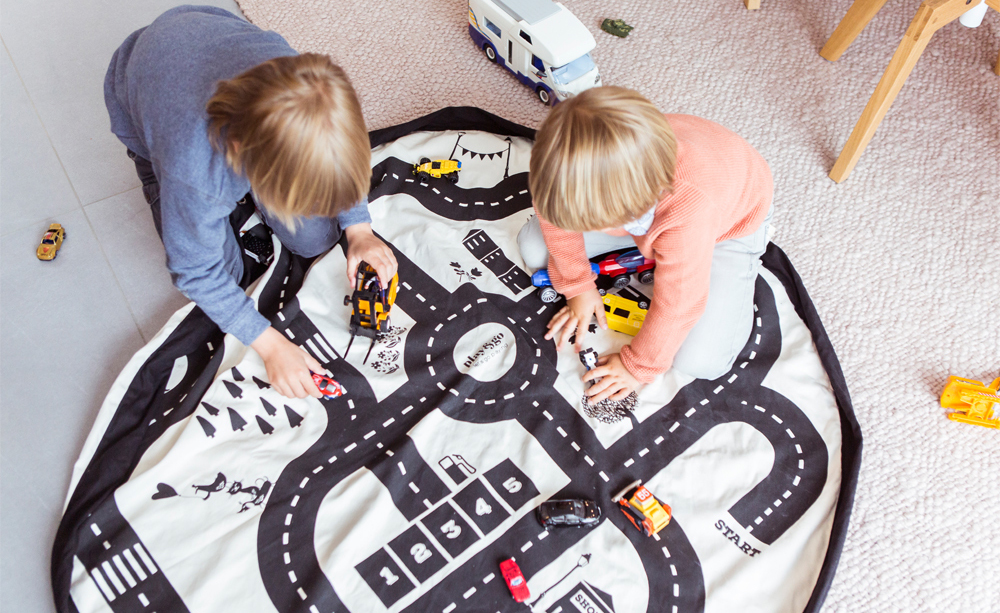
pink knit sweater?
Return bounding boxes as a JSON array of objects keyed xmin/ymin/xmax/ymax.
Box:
[{"xmin": 538, "ymin": 114, "xmax": 773, "ymax": 383}]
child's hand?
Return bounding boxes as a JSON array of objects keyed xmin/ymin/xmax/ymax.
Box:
[
  {"xmin": 251, "ymin": 327, "xmax": 324, "ymax": 399},
  {"xmin": 584, "ymin": 353, "xmax": 640, "ymax": 403},
  {"xmin": 344, "ymin": 223, "xmax": 398, "ymax": 286},
  {"xmin": 544, "ymin": 289, "xmax": 607, "ymax": 351}
]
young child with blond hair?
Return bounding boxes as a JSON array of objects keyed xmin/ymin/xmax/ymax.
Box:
[
  {"xmin": 105, "ymin": 6, "xmax": 396, "ymax": 399},
  {"xmin": 519, "ymin": 86, "xmax": 773, "ymax": 402}
]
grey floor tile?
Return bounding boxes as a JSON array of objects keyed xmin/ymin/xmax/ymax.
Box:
[
  {"xmin": 0, "ymin": 45, "xmax": 80, "ymax": 236},
  {"xmin": 85, "ymin": 187, "xmax": 190, "ymax": 341},
  {"xmin": 0, "ymin": 210, "xmax": 146, "ymax": 613},
  {"xmin": 0, "ymin": 0, "xmax": 242, "ymax": 206}
]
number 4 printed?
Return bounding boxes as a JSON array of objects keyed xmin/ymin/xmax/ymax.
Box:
[{"xmin": 475, "ymin": 497, "xmax": 493, "ymax": 516}]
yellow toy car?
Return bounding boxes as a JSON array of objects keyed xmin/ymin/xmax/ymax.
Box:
[
  {"xmin": 413, "ymin": 157, "xmax": 462, "ymax": 183},
  {"xmin": 602, "ymin": 291, "xmax": 647, "ymax": 336},
  {"xmin": 612, "ymin": 480, "xmax": 672, "ymax": 537},
  {"xmin": 36, "ymin": 223, "xmax": 65, "ymax": 260}
]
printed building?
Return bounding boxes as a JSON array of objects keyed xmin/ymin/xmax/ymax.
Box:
[{"xmin": 463, "ymin": 230, "xmax": 532, "ymax": 293}]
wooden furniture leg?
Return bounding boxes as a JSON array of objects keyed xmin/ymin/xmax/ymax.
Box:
[
  {"xmin": 744, "ymin": 0, "xmax": 761, "ymax": 10},
  {"xmin": 828, "ymin": 0, "xmax": 985, "ymax": 182},
  {"xmin": 821, "ymin": 0, "xmax": 892, "ymax": 61}
]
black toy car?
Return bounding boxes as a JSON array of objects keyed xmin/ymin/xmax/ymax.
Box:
[{"xmin": 536, "ymin": 499, "xmax": 601, "ymax": 528}]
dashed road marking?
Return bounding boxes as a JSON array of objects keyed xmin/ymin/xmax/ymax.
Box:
[
  {"xmin": 787, "ymin": 429, "xmax": 796, "ymax": 439},
  {"xmin": 685, "ymin": 408, "xmax": 696, "ymax": 417},
  {"xmin": 584, "ymin": 456, "xmax": 594, "ymax": 466},
  {"xmin": 557, "ymin": 427, "xmax": 567, "ymax": 437},
  {"xmin": 520, "ymin": 541, "xmax": 533, "ymax": 552},
  {"xmin": 669, "ymin": 422, "xmax": 679, "ymax": 432},
  {"xmin": 713, "ymin": 385, "xmax": 724, "ymax": 394},
  {"xmin": 463, "ymin": 587, "xmax": 476, "ymax": 599},
  {"xmin": 639, "ymin": 448, "xmax": 649, "ymax": 456},
  {"xmin": 483, "ymin": 573, "xmax": 495, "ymax": 584},
  {"xmin": 599, "ymin": 472, "xmax": 609, "ymax": 482},
  {"xmin": 655, "ymin": 436, "xmax": 664, "ymax": 445},
  {"xmin": 543, "ymin": 410, "xmax": 553, "ymax": 420},
  {"xmin": 344, "ymin": 443, "xmax": 357, "ymax": 453},
  {"xmin": 771, "ymin": 414, "xmax": 783, "ymax": 424},
  {"xmin": 624, "ymin": 458, "xmax": 634, "ymax": 467}
]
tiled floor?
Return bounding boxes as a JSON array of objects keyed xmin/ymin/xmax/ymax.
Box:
[{"xmin": 0, "ymin": 1, "xmax": 240, "ymax": 610}]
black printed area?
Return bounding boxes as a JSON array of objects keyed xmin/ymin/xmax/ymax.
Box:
[
  {"xmin": 483, "ymin": 459, "xmax": 539, "ymax": 511},
  {"xmin": 452, "ymin": 479, "xmax": 509, "ymax": 534},
  {"xmin": 387, "ymin": 525, "xmax": 447, "ymax": 583},
  {"xmin": 355, "ymin": 548, "xmax": 416, "ymax": 607},
  {"xmin": 421, "ymin": 502, "xmax": 480, "ymax": 558}
]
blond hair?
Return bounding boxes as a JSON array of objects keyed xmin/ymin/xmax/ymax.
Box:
[
  {"xmin": 529, "ymin": 87, "xmax": 677, "ymax": 232},
  {"xmin": 207, "ymin": 53, "xmax": 370, "ymax": 225}
]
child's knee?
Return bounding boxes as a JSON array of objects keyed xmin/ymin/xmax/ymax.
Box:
[
  {"xmin": 672, "ymin": 350, "xmax": 737, "ymax": 381},
  {"xmin": 517, "ymin": 216, "xmax": 549, "ymax": 271}
]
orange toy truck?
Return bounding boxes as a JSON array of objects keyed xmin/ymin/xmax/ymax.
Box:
[
  {"xmin": 611, "ymin": 480, "xmax": 671, "ymax": 537},
  {"xmin": 941, "ymin": 375, "xmax": 999, "ymax": 430}
]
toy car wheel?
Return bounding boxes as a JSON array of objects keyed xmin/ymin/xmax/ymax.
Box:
[
  {"xmin": 445, "ymin": 173, "xmax": 459, "ymax": 184},
  {"xmin": 638, "ymin": 299, "xmax": 650, "ymax": 310},
  {"xmin": 484, "ymin": 44, "xmax": 497, "ymax": 63},
  {"xmin": 639, "ymin": 270, "xmax": 654, "ymax": 284},
  {"xmin": 597, "ymin": 287, "xmax": 607, "ymax": 296},
  {"xmin": 419, "ymin": 157, "xmax": 431, "ymax": 166},
  {"xmin": 417, "ymin": 171, "xmax": 431, "ymax": 182},
  {"xmin": 612, "ymin": 274, "xmax": 630, "ymax": 289},
  {"xmin": 344, "ymin": 296, "xmax": 351, "ymax": 306},
  {"xmin": 539, "ymin": 287, "xmax": 559, "ymax": 303},
  {"xmin": 537, "ymin": 87, "xmax": 551, "ymax": 105}
]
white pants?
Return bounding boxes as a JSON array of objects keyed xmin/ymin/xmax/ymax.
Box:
[{"xmin": 517, "ymin": 208, "xmax": 773, "ymax": 380}]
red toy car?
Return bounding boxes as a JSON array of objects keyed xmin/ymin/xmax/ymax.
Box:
[
  {"xmin": 499, "ymin": 558, "xmax": 530, "ymax": 603},
  {"xmin": 596, "ymin": 249, "xmax": 655, "ymax": 289},
  {"xmin": 311, "ymin": 372, "xmax": 346, "ymax": 399}
]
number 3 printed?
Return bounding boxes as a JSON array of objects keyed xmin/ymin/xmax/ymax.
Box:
[{"xmin": 440, "ymin": 519, "xmax": 462, "ymax": 539}]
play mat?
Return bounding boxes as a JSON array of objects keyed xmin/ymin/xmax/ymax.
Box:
[{"xmin": 52, "ymin": 109, "xmax": 861, "ymax": 613}]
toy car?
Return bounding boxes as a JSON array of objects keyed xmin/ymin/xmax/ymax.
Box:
[
  {"xmin": 531, "ymin": 249, "xmax": 654, "ymax": 303},
  {"xmin": 596, "ymin": 249, "xmax": 655, "ymax": 288},
  {"xmin": 36, "ymin": 223, "xmax": 65, "ymax": 260},
  {"xmin": 413, "ymin": 158, "xmax": 461, "ymax": 183},
  {"xmin": 602, "ymin": 291, "xmax": 648, "ymax": 336},
  {"xmin": 499, "ymin": 558, "xmax": 530, "ymax": 602},
  {"xmin": 611, "ymin": 480, "xmax": 671, "ymax": 537},
  {"xmin": 536, "ymin": 499, "xmax": 601, "ymax": 528},
  {"xmin": 311, "ymin": 372, "xmax": 346, "ymax": 399},
  {"xmin": 344, "ymin": 262, "xmax": 399, "ymax": 364}
]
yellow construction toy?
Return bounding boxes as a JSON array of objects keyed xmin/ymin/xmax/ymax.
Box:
[
  {"xmin": 344, "ymin": 262, "xmax": 399, "ymax": 364},
  {"xmin": 940, "ymin": 375, "xmax": 1000, "ymax": 430}
]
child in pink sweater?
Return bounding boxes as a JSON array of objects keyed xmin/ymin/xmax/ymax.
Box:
[{"xmin": 519, "ymin": 87, "xmax": 773, "ymax": 403}]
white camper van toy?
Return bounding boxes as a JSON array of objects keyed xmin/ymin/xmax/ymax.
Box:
[{"xmin": 469, "ymin": 0, "xmax": 601, "ymax": 105}]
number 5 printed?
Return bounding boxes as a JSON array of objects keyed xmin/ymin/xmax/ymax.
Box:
[{"xmin": 502, "ymin": 476, "xmax": 522, "ymax": 494}]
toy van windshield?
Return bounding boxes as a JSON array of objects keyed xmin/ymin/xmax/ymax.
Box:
[{"xmin": 551, "ymin": 53, "xmax": 596, "ymax": 84}]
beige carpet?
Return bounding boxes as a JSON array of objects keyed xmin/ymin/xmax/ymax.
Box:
[{"xmin": 235, "ymin": 0, "xmax": 1000, "ymax": 611}]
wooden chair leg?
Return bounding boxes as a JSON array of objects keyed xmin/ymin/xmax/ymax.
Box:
[
  {"xmin": 829, "ymin": 0, "xmax": 979, "ymax": 182},
  {"xmin": 744, "ymin": 0, "xmax": 761, "ymax": 10},
  {"xmin": 821, "ymin": 0, "xmax": 892, "ymax": 61}
]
